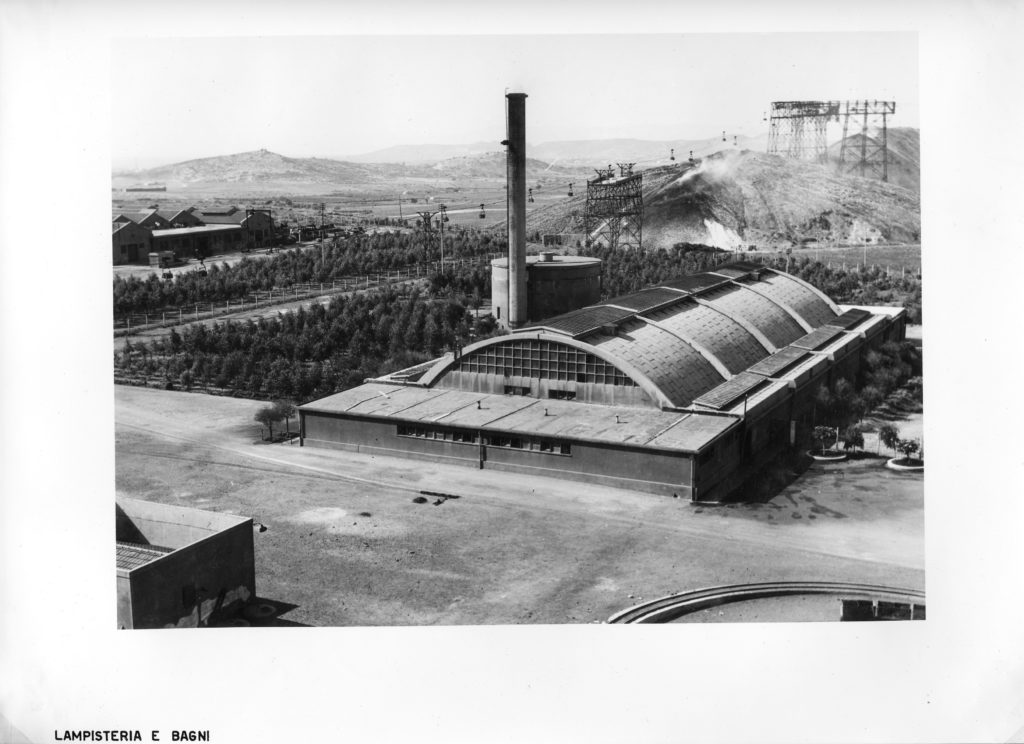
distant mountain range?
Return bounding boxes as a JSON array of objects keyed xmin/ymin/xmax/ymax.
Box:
[
  {"xmin": 112, "ymin": 129, "xmax": 919, "ymax": 214},
  {"xmin": 337, "ymin": 135, "xmax": 769, "ymax": 167}
]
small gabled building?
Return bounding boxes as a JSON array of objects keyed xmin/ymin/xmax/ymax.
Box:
[
  {"xmin": 159, "ymin": 206, "xmax": 203, "ymax": 229},
  {"xmin": 196, "ymin": 206, "xmax": 275, "ymax": 249},
  {"xmin": 112, "ymin": 220, "xmax": 152, "ymax": 265},
  {"xmin": 113, "ymin": 208, "xmax": 172, "ymax": 231}
]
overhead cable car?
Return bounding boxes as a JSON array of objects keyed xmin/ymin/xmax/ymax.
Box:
[
  {"xmin": 567, "ymin": 182, "xmax": 574, "ymax": 197},
  {"xmin": 670, "ymin": 148, "xmax": 676, "ymax": 162},
  {"xmin": 479, "ymin": 203, "xmax": 486, "ymax": 219},
  {"xmin": 722, "ymin": 130, "xmax": 727, "ymax": 142},
  {"xmin": 689, "ymin": 150, "xmax": 695, "ymax": 164},
  {"xmin": 528, "ymin": 188, "xmax": 534, "ymax": 203}
]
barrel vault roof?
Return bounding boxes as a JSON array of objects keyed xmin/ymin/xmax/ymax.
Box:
[{"xmin": 425, "ymin": 262, "xmax": 841, "ymax": 408}]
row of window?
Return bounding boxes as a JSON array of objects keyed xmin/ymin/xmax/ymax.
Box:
[
  {"xmin": 502, "ymin": 385, "xmax": 577, "ymax": 401},
  {"xmin": 455, "ymin": 340, "xmax": 635, "ymax": 386},
  {"xmin": 396, "ymin": 425, "xmax": 571, "ymax": 455}
]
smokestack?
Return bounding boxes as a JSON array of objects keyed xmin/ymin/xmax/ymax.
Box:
[{"xmin": 506, "ymin": 92, "xmax": 528, "ymax": 327}]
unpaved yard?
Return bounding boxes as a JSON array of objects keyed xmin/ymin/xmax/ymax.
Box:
[{"xmin": 115, "ymin": 386, "xmax": 924, "ymax": 626}]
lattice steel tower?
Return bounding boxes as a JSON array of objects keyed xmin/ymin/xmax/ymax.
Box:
[
  {"xmin": 766, "ymin": 101, "xmax": 841, "ymax": 163},
  {"xmin": 837, "ymin": 100, "xmax": 896, "ymax": 181},
  {"xmin": 584, "ymin": 166, "xmax": 643, "ymax": 250}
]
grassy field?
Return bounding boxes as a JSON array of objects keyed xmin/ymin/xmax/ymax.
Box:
[{"xmin": 115, "ymin": 386, "xmax": 924, "ymax": 627}]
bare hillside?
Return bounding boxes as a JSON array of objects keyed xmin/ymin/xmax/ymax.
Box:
[{"xmin": 521, "ymin": 149, "xmax": 920, "ymax": 250}]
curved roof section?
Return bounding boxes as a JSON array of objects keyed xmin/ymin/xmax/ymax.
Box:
[
  {"xmin": 742, "ymin": 272, "xmax": 839, "ymax": 329},
  {"xmin": 418, "ymin": 261, "xmax": 843, "ymax": 409},
  {"xmin": 697, "ymin": 284, "xmax": 805, "ymax": 348},
  {"xmin": 587, "ymin": 318, "xmax": 726, "ymax": 406},
  {"xmin": 643, "ymin": 301, "xmax": 769, "ymax": 375}
]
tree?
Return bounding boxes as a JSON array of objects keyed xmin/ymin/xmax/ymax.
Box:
[
  {"xmin": 859, "ymin": 385, "xmax": 884, "ymax": 417},
  {"xmin": 254, "ymin": 405, "xmax": 284, "ymax": 441},
  {"xmin": 274, "ymin": 400, "xmax": 297, "ymax": 437},
  {"xmin": 895, "ymin": 438, "xmax": 920, "ymax": 462},
  {"xmin": 878, "ymin": 424, "xmax": 900, "ymax": 456},
  {"xmin": 841, "ymin": 425, "xmax": 865, "ymax": 452},
  {"xmin": 812, "ymin": 425, "xmax": 837, "ymax": 455}
]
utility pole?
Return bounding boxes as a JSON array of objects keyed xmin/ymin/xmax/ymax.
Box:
[
  {"xmin": 439, "ymin": 204, "xmax": 447, "ymax": 274},
  {"xmin": 319, "ymin": 202, "xmax": 326, "ymax": 264}
]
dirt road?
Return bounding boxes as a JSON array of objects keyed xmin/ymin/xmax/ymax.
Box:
[{"xmin": 115, "ymin": 386, "xmax": 924, "ymax": 626}]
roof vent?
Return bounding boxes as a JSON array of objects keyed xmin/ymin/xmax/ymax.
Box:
[
  {"xmin": 539, "ymin": 251, "xmax": 555, "ymax": 262},
  {"xmin": 600, "ymin": 323, "xmax": 618, "ymax": 336}
]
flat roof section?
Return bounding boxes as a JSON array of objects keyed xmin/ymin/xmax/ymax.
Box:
[
  {"xmin": 791, "ymin": 325, "xmax": 844, "ymax": 351},
  {"xmin": 746, "ymin": 346, "xmax": 811, "ymax": 377},
  {"xmin": 301, "ymin": 382, "xmax": 738, "ymax": 453},
  {"xmin": 647, "ymin": 413, "xmax": 738, "ymax": 451},
  {"xmin": 827, "ymin": 307, "xmax": 872, "ymax": 330},
  {"xmin": 491, "ymin": 398, "xmax": 686, "ymax": 447},
  {"xmin": 692, "ymin": 372, "xmax": 768, "ymax": 410},
  {"xmin": 715, "ymin": 378, "xmax": 792, "ymax": 416},
  {"xmin": 521, "ymin": 305, "xmax": 635, "ymax": 338},
  {"xmin": 603, "ymin": 287, "xmax": 688, "ymax": 313},
  {"xmin": 659, "ymin": 273, "xmax": 732, "ymax": 294}
]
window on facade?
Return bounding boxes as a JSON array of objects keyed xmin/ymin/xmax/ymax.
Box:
[
  {"xmin": 504, "ymin": 385, "xmax": 529, "ymax": 396},
  {"xmin": 452, "ymin": 340, "xmax": 635, "ymax": 387},
  {"xmin": 548, "ymin": 389, "xmax": 576, "ymax": 401},
  {"xmin": 509, "ymin": 438, "xmax": 523, "ymax": 449},
  {"xmin": 559, "ymin": 443, "xmax": 572, "ymax": 455}
]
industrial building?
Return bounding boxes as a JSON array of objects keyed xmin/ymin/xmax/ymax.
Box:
[
  {"xmin": 111, "ymin": 206, "xmax": 275, "ymax": 265},
  {"xmin": 298, "ymin": 264, "xmax": 904, "ymax": 501},
  {"xmin": 297, "ymin": 90, "xmax": 907, "ymax": 502},
  {"xmin": 116, "ymin": 497, "xmax": 255, "ymax": 629}
]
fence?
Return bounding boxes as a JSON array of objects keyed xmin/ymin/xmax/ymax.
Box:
[{"xmin": 114, "ymin": 254, "xmax": 501, "ymax": 334}]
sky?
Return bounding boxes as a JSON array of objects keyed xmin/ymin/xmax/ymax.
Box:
[{"xmin": 115, "ymin": 32, "xmax": 918, "ymax": 169}]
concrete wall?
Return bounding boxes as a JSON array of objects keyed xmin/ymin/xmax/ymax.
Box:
[
  {"xmin": 116, "ymin": 499, "xmax": 255, "ymax": 629},
  {"xmin": 301, "ymin": 412, "xmax": 693, "ymax": 497}
]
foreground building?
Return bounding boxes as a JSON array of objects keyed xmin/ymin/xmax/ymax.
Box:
[
  {"xmin": 116, "ymin": 497, "xmax": 255, "ymax": 628},
  {"xmin": 298, "ymin": 261, "xmax": 905, "ymax": 502}
]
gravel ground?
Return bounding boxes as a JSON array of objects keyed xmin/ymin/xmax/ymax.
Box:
[{"xmin": 115, "ymin": 386, "xmax": 924, "ymax": 626}]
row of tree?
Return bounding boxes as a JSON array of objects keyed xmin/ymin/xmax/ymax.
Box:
[
  {"xmin": 113, "ymin": 228, "xmax": 506, "ymax": 316},
  {"xmin": 115, "ymin": 287, "xmax": 500, "ymax": 403}
]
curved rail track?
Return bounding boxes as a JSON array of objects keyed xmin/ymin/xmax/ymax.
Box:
[{"xmin": 607, "ymin": 581, "xmax": 925, "ymax": 624}]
